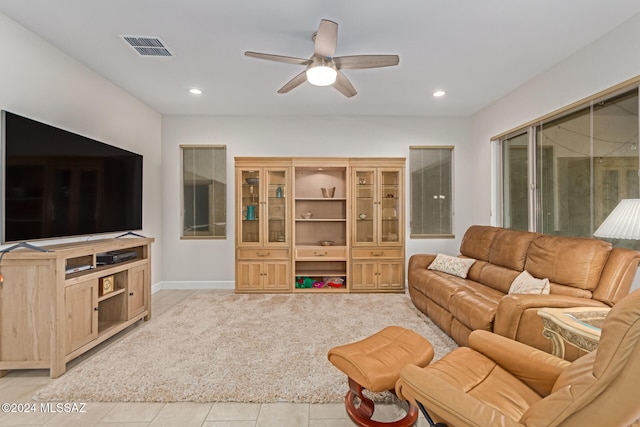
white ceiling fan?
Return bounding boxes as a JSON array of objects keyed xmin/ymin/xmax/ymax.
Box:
[{"xmin": 244, "ymin": 19, "xmax": 400, "ymax": 98}]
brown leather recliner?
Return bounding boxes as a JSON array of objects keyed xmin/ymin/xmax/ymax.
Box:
[{"xmin": 395, "ymin": 289, "xmax": 640, "ymax": 427}]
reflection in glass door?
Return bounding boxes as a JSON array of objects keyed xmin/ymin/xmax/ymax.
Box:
[
  {"xmin": 354, "ymin": 168, "xmax": 402, "ymax": 245},
  {"xmin": 381, "ymin": 170, "xmax": 400, "ymax": 243},
  {"xmin": 536, "ymin": 89, "xmax": 638, "ymax": 237},
  {"xmin": 267, "ymin": 170, "xmax": 287, "ymax": 244},
  {"xmin": 355, "ymin": 169, "xmax": 375, "ymax": 243},
  {"xmin": 501, "ymin": 87, "xmax": 639, "ymax": 244},
  {"xmin": 240, "ymin": 170, "xmax": 260, "ymax": 243},
  {"xmin": 502, "ymin": 134, "xmax": 529, "ymax": 231}
]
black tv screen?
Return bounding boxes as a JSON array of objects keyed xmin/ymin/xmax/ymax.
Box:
[{"xmin": 1, "ymin": 111, "xmax": 143, "ymax": 243}]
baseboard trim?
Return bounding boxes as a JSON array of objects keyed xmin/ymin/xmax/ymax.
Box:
[{"xmin": 152, "ymin": 281, "xmax": 234, "ymax": 293}]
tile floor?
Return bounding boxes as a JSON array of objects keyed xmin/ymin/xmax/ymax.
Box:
[{"xmin": 0, "ymin": 290, "xmax": 429, "ymax": 427}]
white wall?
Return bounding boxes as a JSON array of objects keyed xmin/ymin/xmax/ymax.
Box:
[
  {"xmin": 0, "ymin": 13, "xmax": 164, "ymax": 284},
  {"xmin": 161, "ymin": 115, "xmax": 471, "ymax": 287},
  {"xmin": 470, "ymin": 12, "xmax": 640, "ymax": 290},
  {"xmin": 6, "ymin": 7, "xmax": 639, "ymax": 291}
]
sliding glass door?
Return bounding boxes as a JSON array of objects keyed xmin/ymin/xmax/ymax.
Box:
[{"xmin": 499, "ymin": 87, "xmax": 639, "ymax": 243}]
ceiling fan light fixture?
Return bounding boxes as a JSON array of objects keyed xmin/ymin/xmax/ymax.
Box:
[
  {"xmin": 306, "ymin": 59, "xmax": 337, "ymax": 86},
  {"xmin": 245, "ymin": 19, "xmax": 399, "ymax": 97}
]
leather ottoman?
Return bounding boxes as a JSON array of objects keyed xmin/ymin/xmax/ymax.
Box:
[{"xmin": 328, "ymin": 326, "xmax": 434, "ymax": 427}]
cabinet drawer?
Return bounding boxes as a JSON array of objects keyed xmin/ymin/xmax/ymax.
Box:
[
  {"xmin": 351, "ymin": 248, "xmax": 403, "ymax": 259},
  {"xmin": 295, "ymin": 246, "xmax": 347, "ymax": 259},
  {"xmin": 237, "ymin": 248, "xmax": 290, "ymax": 260}
]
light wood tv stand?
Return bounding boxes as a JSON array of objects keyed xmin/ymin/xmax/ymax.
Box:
[{"xmin": 0, "ymin": 237, "xmax": 153, "ymax": 378}]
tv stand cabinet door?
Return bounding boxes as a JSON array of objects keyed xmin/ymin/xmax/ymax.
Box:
[
  {"xmin": 127, "ymin": 265, "xmax": 148, "ymax": 320},
  {"xmin": 65, "ymin": 279, "xmax": 99, "ymax": 355}
]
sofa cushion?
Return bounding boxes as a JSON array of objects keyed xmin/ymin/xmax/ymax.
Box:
[
  {"xmin": 410, "ymin": 269, "xmax": 469, "ymax": 310},
  {"xmin": 450, "ymin": 319, "xmax": 474, "ymax": 347},
  {"xmin": 548, "ymin": 283, "xmax": 593, "ymax": 299},
  {"xmin": 489, "ymin": 229, "xmax": 537, "ymax": 271},
  {"xmin": 448, "ymin": 283, "xmax": 503, "ymax": 331},
  {"xmin": 426, "ymin": 299, "xmax": 455, "ymax": 337},
  {"xmin": 525, "ymin": 235, "xmax": 612, "ymax": 291},
  {"xmin": 460, "ymin": 225, "xmax": 500, "ymax": 261},
  {"xmin": 467, "ymin": 260, "xmax": 521, "ymax": 294},
  {"xmin": 428, "ymin": 253, "xmax": 476, "ymax": 278},
  {"xmin": 509, "ymin": 270, "xmax": 550, "ymax": 295}
]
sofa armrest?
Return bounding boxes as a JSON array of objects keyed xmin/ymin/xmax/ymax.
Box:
[
  {"xmin": 493, "ymin": 294, "xmax": 608, "ymax": 342},
  {"xmin": 593, "ymin": 247, "xmax": 640, "ymax": 305},
  {"xmin": 408, "ymin": 254, "xmax": 436, "ymax": 271},
  {"xmin": 469, "ymin": 330, "xmax": 569, "ymax": 396}
]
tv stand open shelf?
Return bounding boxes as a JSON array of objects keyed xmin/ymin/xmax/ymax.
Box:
[{"xmin": 0, "ymin": 237, "xmax": 153, "ymax": 378}]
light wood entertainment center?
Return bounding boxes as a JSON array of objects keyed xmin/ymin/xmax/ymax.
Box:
[
  {"xmin": 235, "ymin": 157, "xmax": 405, "ymax": 293},
  {"xmin": 0, "ymin": 237, "xmax": 153, "ymax": 378}
]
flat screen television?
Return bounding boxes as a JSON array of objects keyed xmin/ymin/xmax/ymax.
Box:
[{"xmin": 1, "ymin": 111, "xmax": 143, "ymax": 243}]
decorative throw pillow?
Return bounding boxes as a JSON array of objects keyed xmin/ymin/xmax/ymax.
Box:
[
  {"xmin": 428, "ymin": 253, "xmax": 476, "ymax": 279},
  {"xmin": 509, "ymin": 270, "xmax": 550, "ymax": 295}
]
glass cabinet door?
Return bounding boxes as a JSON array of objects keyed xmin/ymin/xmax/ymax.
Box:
[
  {"xmin": 240, "ymin": 169, "xmax": 260, "ymax": 244},
  {"xmin": 354, "ymin": 168, "xmax": 401, "ymax": 245},
  {"xmin": 380, "ymin": 170, "xmax": 400, "ymax": 244},
  {"xmin": 267, "ymin": 170, "xmax": 287, "ymax": 244},
  {"xmin": 354, "ymin": 169, "xmax": 375, "ymax": 244}
]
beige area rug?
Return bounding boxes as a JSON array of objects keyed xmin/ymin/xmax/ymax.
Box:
[{"xmin": 34, "ymin": 291, "xmax": 457, "ymax": 403}]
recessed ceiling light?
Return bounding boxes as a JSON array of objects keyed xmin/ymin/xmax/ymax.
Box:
[
  {"xmin": 433, "ymin": 90, "xmax": 446, "ymax": 97},
  {"xmin": 189, "ymin": 88, "xmax": 203, "ymax": 95}
]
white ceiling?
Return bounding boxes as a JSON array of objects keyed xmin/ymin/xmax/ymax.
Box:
[{"xmin": 1, "ymin": 0, "xmax": 640, "ymax": 117}]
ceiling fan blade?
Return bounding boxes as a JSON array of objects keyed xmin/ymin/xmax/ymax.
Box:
[
  {"xmin": 245, "ymin": 51, "xmax": 311, "ymax": 66},
  {"xmin": 277, "ymin": 70, "xmax": 308, "ymax": 94},
  {"xmin": 334, "ymin": 55, "xmax": 400, "ymax": 70},
  {"xmin": 333, "ymin": 71, "xmax": 357, "ymax": 98},
  {"xmin": 314, "ymin": 19, "xmax": 338, "ymax": 59}
]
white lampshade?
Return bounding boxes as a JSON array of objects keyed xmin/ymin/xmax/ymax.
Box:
[
  {"xmin": 593, "ymin": 199, "xmax": 640, "ymax": 239},
  {"xmin": 306, "ymin": 61, "xmax": 337, "ymax": 86}
]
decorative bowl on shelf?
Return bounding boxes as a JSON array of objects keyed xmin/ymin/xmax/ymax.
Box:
[
  {"xmin": 245, "ymin": 178, "xmax": 259, "ymax": 185},
  {"xmin": 301, "ymin": 212, "xmax": 313, "ymax": 219},
  {"xmin": 319, "ymin": 240, "xmax": 334, "ymax": 246}
]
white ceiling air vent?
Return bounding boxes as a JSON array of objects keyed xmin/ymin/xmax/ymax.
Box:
[{"xmin": 121, "ymin": 35, "xmax": 173, "ymax": 57}]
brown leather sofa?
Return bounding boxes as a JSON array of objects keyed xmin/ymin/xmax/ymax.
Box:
[
  {"xmin": 408, "ymin": 225, "xmax": 640, "ymax": 355},
  {"xmin": 395, "ymin": 288, "xmax": 640, "ymax": 427}
]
